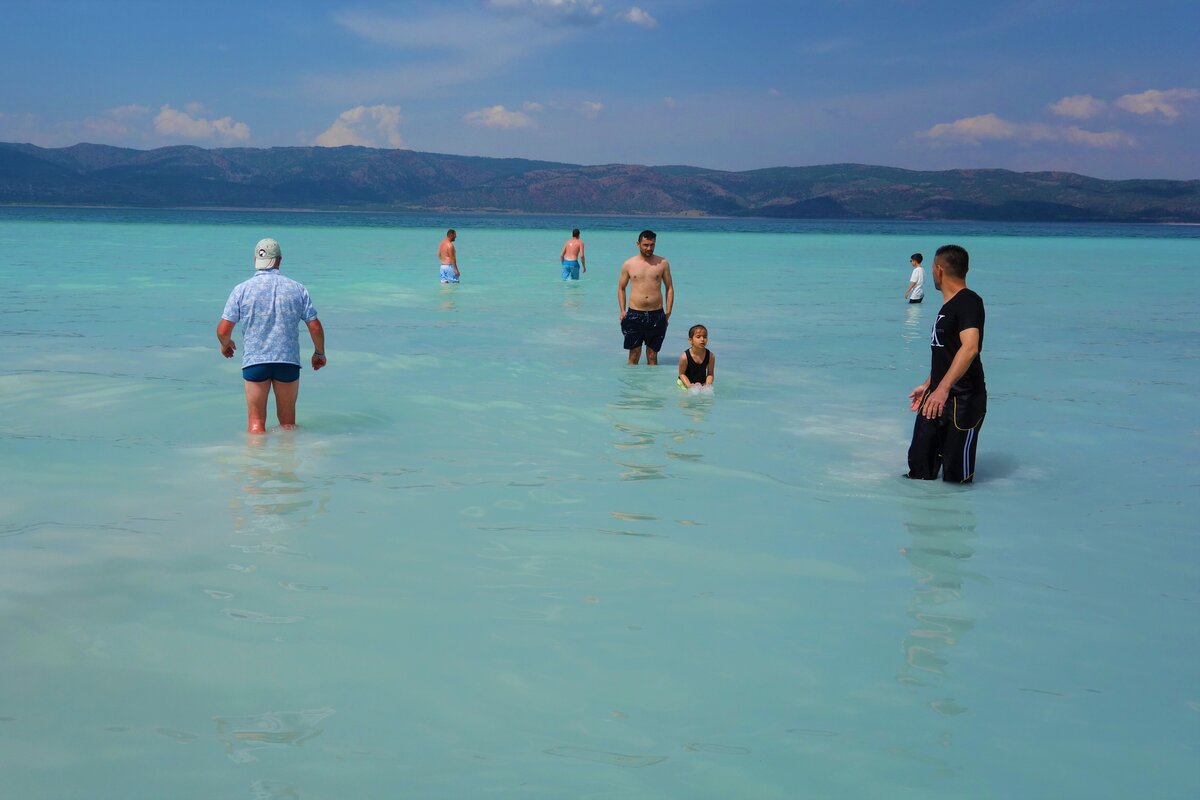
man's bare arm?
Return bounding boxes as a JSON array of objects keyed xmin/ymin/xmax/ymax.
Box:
[
  {"xmin": 921, "ymin": 328, "xmax": 980, "ymax": 419},
  {"xmin": 662, "ymin": 261, "xmax": 674, "ymax": 317},
  {"xmin": 307, "ymin": 318, "xmax": 327, "ymax": 371},
  {"xmin": 617, "ymin": 264, "xmax": 630, "ymax": 317},
  {"xmin": 216, "ymin": 319, "xmax": 236, "ymax": 358},
  {"xmin": 580, "ymin": 242, "xmax": 586, "ymax": 272}
]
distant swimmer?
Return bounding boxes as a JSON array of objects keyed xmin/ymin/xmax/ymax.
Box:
[
  {"xmin": 677, "ymin": 324, "xmax": 715, "ymax": 393},
  {"xmin": 906, "ymin": 244, "xmax": 987, "ymax": 483},
  {"xmin": 617, "ymin": 229, "xmax": 674, "ymax": 365},
  {"xmin": 217, "ymin": 238, "xmax": 326, "ymax": 434},
  {"xmin": 905, "ymin": 253, "xmax": 925, "ymax": 303},
  {"xmin": 560, "ymin": 228, "xmax": 587, "ymax": 280},
  {"xmin": 439, "ymin": 229, "xmax": 460, "ymax": 283}
]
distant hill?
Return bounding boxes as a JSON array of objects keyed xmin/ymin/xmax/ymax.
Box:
[{"xmin": 2, "ymin": 142, "xmax": 1198, "ymax": 222}]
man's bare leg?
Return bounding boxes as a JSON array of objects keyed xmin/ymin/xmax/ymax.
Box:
[
  {"xmin": 273, "ymin": 378, "xmax": 300, "ymax": 429},
  {"xmin": 646, "ymin": 347, "xmax": 659, "ymax": 366},
  {"xmin": 627, "ymin": 346, "xmax": 642, "ymax": 365},
  {"xmin": 244, "ymin": 380, "xmax": 271, "ymax": 434}
]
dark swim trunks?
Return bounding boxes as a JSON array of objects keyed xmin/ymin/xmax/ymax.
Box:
[
  {"xmin": 242, "ymin": 363, "xmax": 301, "ymax": 383},
  {"xmin": 621, "ymin": 308, "xmax": 668, "ymax": 352}
]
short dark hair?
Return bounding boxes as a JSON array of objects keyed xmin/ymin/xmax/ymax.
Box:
[
  {"xmin": 638, "ymin": 229, "xmax": 657, "ymax": 241},
  {"xmin": 447, "ymin": 229, "xmax": 456, "ymax": 236},
  {"xmin": 688, "ymin": 324, "xmax": 707, "ymax": 338},
  {"xmin": 572, "ymin": 228, "xmax": 580, "ymax": 237},
  {"xmin": 935, "ymin": 244, "xmax": 969, "ymax": 278},
  {"xmin": 911, "ymin": 253, "xmax": 923, "ymax": 264}
]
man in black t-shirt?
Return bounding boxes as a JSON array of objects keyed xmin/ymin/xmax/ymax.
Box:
[{"xmin": 906, "ymin": 244, "xmax": 987, "ymax": 483}]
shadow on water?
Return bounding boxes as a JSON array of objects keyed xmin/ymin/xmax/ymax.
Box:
[
  {"xmin": 976, "ymin": 452, "xmax": 1020, "ymax": 481},
  {"xmin": 897, "ymin": 496, "xmax": 985, "ymax": 719}
]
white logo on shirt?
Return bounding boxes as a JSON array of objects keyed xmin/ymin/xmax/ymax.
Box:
[{"xmin": 931, "ymin": 315, "xmax": 945, "ymax": 347}]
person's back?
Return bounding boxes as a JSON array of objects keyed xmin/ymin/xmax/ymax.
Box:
[
  {"xmin": 560, "ymin": 228, "xmax": 586, "ymax": 280},
  {"xmin": 217, "ymin": 237, "xmax": 326, "ymax": 434},
  {"xmin": 227, "ymin": 270, "xmax": 314, "ymax": 367},
  {"xmin": 438, "ymin": 229, "xmax": 460, "ymax": 283}
]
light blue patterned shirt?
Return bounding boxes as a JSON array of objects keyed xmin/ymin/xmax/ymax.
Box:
[{"xmin": 221, "ymin": 269, "xmax": 318, "ymax": 367}]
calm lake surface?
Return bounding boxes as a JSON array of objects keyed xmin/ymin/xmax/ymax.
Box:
[{"xmin": 1, "ymin": 207, "xmax": 1198, "ymax": 798}]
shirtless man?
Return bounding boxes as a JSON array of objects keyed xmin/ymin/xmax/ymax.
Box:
[
  {"xmin": 617, "ymin": 229, "xmax": 674, "ymax": 365},
  {"xmin": 559, "ymin": 228, "xmax": 587, "ymax": 280},
  {"xmin": 438, "ymin": 229, "xmax": 460, "ymax": 283}
]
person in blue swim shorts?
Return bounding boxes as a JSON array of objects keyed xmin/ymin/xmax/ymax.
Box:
[
  {"xmin": 217, "ymin": 238, "xmax": 327, "ymax": 434},
  {"xmin": 617, "ymin": 229, "xmax": 674, "ymax": 365},
  {"xmin": 559, "ymin": 228, "xmax": 587, "ymax": 280},
  {"xmin": 438, "ymin": 229, "xmax": 460, "ymax": 283}
]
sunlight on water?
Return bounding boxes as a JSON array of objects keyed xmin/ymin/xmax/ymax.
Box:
[{"xmin": 1, "ymin": 208, "xmax": 1197, "ymax": 798}]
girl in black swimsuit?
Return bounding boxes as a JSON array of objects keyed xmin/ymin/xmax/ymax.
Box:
[{"xmin": 678, "ymin": 324, "xmax": 715, "ymax": 390}]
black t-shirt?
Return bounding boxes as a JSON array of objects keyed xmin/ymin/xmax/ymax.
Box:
[{"xmin": 930, "ymin": 288, "xmax": 986, "ymax": 395}]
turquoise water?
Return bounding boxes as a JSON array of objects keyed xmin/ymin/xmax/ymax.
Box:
[{"xmin": 1, "ymin": 208, "xmax": 1197, "ymax": 798}]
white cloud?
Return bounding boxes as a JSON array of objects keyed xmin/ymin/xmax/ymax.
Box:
[
  {"xmin": 1048, "ymin": 94, "xmax": 1106, "ymax": 119},
  {"xmin": 924, "ymin": 113, "xmax": 1019, "ymax": 142},
  {"xmin": 486, "ymin": 0, "xmax": 605, "ymax": 23},
  {"xmin": 922, "ymin": 113, "xmax": 1134, "ymax": 148},
  {"xmin": 523, "ymin": 101, "xmax": 545, "ymax": 112},
  {"xmin": 663, "ymin": 96, "xmax": 677, "ymax": 109},
  {"xmin": 1114, "ymin": 88, "xmax": 1199, "ymax": 120},
  {"xmin": 82, "ymin": 105, "xmax": 150, "ymax": 139},
  {"xmin": 314, "ymin": 105, "xmax": 405, "ymax": 148},
  {"xmin": 320, "ymin": 10, "xmax": 576, "ymax": 100},
  {"xmin": 464, "ymin": 105, "xmax": 535, "ymax": 129},
  {"xmin": 582, "ymin": 100, "xmax": 604, "ymax": 118},
  {"xmin": 623, "ymin": 6, "xmax": 657, "ymax": 27},
  {"xmin": 154, "ymin": 105, "xmax": 250, "ymax": 142},
  {"xmin": 1061, "ymin": 127, "xmax": 1134, "ymax": 148}
]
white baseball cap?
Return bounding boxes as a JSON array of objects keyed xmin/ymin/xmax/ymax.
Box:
[{"xmin": 254, "ymin": 238, "xmax": 281, "ymax": 270}]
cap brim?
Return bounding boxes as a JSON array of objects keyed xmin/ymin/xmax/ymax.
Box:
[{"xmin": 254, "ymin": 257, "xmax": 277, "ymax": 269}]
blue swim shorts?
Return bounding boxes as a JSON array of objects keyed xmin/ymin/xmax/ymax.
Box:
[
  {"xmin": 620, "ymin": 308, "xmax": 668, "ymax": 353},
  {"xmin": 242, "ymin": 363, "xmax": 301, "ymax": 383},
  {"xmin": 440, "ymin": 264, "xmax": 459, "ymax": 283},
  {"xmin": 561, "ymin": 260, "xmax": 580, "ymax": 280}
]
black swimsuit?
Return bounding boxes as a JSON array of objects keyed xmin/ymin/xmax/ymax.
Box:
[{"xmin": 684, "ymin": 350, "xmax": 710, "ymax": 384}]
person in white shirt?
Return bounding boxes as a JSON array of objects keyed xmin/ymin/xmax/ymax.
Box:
[{"xmin": 904, "ymin": 252, "xmax": 925, "ymax": 304}]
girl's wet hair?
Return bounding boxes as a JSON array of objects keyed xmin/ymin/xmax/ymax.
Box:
[{"xmin": 688, "ymin": 324, "xmax": 707, "ymax": 338}]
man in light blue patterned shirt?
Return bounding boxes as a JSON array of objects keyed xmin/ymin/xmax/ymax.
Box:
[{"xmin": 216, "ymin": 238, "xmax": 327, "ymax": 433}]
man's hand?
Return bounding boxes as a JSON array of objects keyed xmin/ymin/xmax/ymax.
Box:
[
  {"xmin": 312, "ymin": 353, "xmax": 327, "ymax": 371},
  {"xmin": 921, "ymin": 386, "xmax": 949, "ymax": 419},
  {"xmin": 908, "ymin": 383, "xmax": 928, "ymax": 412},
  {"xmin": 221, "ymin": 340, "xmax": 236, "ymax": 359}
]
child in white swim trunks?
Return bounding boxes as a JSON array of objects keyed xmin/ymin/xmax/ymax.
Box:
[{"xmin": 677, "ymin": 324, "xmax": 715, "ymax": 393}]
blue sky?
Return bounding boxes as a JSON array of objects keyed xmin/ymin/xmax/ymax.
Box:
[{"xmin": 2, "ymin": 0, "xmax": 1198, "ymax": 178}]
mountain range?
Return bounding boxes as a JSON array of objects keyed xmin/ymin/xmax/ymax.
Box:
[{"xmin": 2, "ymin": 141, "xmax": 1198, "ymax": 222}]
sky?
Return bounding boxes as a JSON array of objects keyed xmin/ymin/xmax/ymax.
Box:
[{"xmin": 2, "ymin": 0, "xmax": 1198, "ymax": 179}]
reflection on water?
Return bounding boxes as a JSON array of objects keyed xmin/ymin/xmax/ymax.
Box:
[
  {"xmin": 676, "ymin": 390, "xmax": 714, "ymax": 422},
  {"xmin": 229, "ymin": 435, "xmax": 326, "ymax": 529},
  {"xmin": 608, "ymin": 370, "xmax": 668, "ymax": 480},
  {"xmin": 897, "ymin": 499, "xmax": 980, "ymax": 716},
  {"xmin": 902, "ymin": 304, "xmax": 925, "ymax": 345},
  {"xmin": 214, "ymin": 707, "xmax": 335, "ymax": 763}
]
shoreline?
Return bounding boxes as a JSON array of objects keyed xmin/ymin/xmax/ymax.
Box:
[{"xmin": 1, "ymin": 202, "xmax": 1195, "ymax": 226}]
